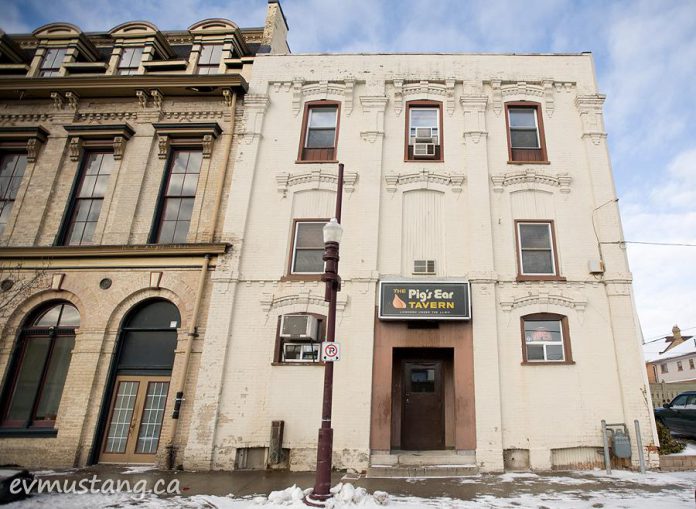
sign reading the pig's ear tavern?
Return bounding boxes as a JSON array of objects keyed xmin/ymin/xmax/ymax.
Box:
[{"xmin": 379, "ymin": 281, "xmax": 471, "ymax": 320}]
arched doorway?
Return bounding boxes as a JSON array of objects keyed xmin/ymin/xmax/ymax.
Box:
[{"xmin": 99, "ymin": 299, "xmax": 179, "ymax": 464}]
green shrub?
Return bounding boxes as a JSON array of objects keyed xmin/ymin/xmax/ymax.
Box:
[{"xmin": 656, "ymin": 421, "xmax": 686, "ymax": 454}]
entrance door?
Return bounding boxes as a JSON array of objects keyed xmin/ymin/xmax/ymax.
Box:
[
  {"xmin": 402, "ymin": 361, "xmax": 444, "ymax": 450},
  {"xmin": 100, "ymin": 375, "xmax": 170, "ymax": 464}
]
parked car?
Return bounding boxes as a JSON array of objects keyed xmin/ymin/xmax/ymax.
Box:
[{"xmin": 655, "ymin": 391, "xmax": 696, "ymax": 437}]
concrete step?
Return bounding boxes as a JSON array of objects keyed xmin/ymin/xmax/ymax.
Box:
[
  {"xmin": 367, "ymin": 464, "xmax": 479, "ymax": 478},
  {"xmin": 367, "ymin": 450, "xmax": 478, "ymax": 478}
]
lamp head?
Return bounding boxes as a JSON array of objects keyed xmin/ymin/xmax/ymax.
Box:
[{"xmin": 323, "ymin": 217, "xmax": 343, "ymax": 244}]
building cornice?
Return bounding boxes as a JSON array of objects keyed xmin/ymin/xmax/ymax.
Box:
[{"xmin": 0, "ymin": 243, "xmax": 229, "ymax": 259}]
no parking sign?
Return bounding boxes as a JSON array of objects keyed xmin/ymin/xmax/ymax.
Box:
[{"xmin": 321, "ymin": 342, "xmax": 341, "ymax": 362}]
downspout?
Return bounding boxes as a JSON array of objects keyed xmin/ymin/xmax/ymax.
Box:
[{"xmin": 167, "ymin": 253, "xmax": 210, "ymax": 468}]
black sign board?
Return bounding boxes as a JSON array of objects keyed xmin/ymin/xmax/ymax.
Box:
[{"xmin": 378, "ymin": 281, "xmax": 471, "ymax": 320}]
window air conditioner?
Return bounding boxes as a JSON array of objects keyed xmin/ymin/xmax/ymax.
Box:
[
  {"xmin": 413, "ymin": 259, "xmax": 436, "ymax": 274},
  {"xmin": 280, "ymin": 314, "xmax": 319, "ymax": 340},
  {"xmin": 413, "ymin": 143, "xmax": 436, "ymax": 157}
]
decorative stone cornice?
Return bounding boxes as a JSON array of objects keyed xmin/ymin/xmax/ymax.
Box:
[
  {"xmin": 576, "ymin": 94, "xmax": 607, "ymax": 145},
  {"xmin": 260, "ymin": 290, "xmax": 349, "ymax": 313},
  {"xmin": 385, "ymin": 168, "xmax": 466, "ymax": 193},
  {"xmin": 460, "ymin": 95, "xmax": 488, "ymax": 143},
  {"xmin": 0, "ymin": 126, "xmax": 49, "ymax": 163},
  {"xmin": 491, "ymin": 168, "xmax": 572, "ymax": 194},
  {"xmin": 0, "ymin": 243, "xmax": 228, "ymax": 259},
  {"xmin": 489, "ymin": 79, "xmax": 575, "ymax": 117},
  {"xmin": 0, "ymin": 113, "xmax": 53, "ymax": 125},
  {"xmin": 500, "ymin": 290, "xmax": 587, "ymax": 313},
  {"xmin": 237, "ymin": 93, "xmax": 269, "ymax": 145},
  {"xmin": 76, "ymin": 111, "xmax": 137, "ymax": 123},
  {"xmin": 275, "ymin": 168, "xmax": 358, "ymax": 197},
  {"xmin": 64, "ymin": 123, "xmax": 135, "ymax": 161},
  {"xmin": 160, "ymin": 110, "xmax": 224, "ymax": 122},
  {"xmin": 359, "ymin": 95, "xmax": 388, "ymax": 142},
  {"xmin": 289, "ymin": 79, "xmax": 357, "ymax": 116},
  {"xmin": 390, "ymin": 79, "xmax": 452, "ymax": 116},
  {"xmin": 153, "ymin": 122, "xmax": 221, "ymax": 158}
]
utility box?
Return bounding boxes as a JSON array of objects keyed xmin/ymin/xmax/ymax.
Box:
[{"xmin": 611, "ymin": 429, "xmax": 632, "ymax": 458}]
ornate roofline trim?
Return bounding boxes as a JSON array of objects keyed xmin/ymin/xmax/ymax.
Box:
[
  {"xmin": 385, "ymin": 168, "xmax": 466, "ymax": 193},
  {"xmin": 491, "ymin": 168, "xmax": 572, "ymax": 194}
]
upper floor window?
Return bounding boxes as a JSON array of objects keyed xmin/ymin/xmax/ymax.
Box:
[
  {"xmin": 677, "ymin": 361, "xmax": 684, "ymax": 371},
  {"xmin": 505, "ymin": 102, "xmax": 548, "ymax": 163},
  {"xmin": 197, "ymin": 44, "xmax": 223, "ymax": 74},
  {"xmin": 690, "ymin": 359, "xmax": 695, "ymax": 370},
  {"xmin": 661, "ymin": 363, "xmax": 668, "ymax": 374},
  {"xmin": 0, "ymin": 302, "xmax": 79, "ymax": 430},
  {"xmin": 406, "ymin": 101, "xmax": 443, "ymax": 161},
  {"xmin": 521, "ymin": 313, "xmax": 573, "ymax": 364},
  {"xmin": 153, "ymin": 150, "xmax": 202, "ymax": 244},
  {"xmin": 39, "ymin": 48, "xmax": 67, "ymax": 77},
  {"xmin": 289, "ymin": 220, "xmax": 327, "ymax": 275},
  {"xmin": 116, "ymin": 47, "xmax": 144, "ymax": 75},
  {"xmin": 297, "ymin": 102, "xmax": 339, "ymax": 163},
  {"xmin": 274, "ymin": 313, "xmax": 325, "ymax": 364},
  {"xmin": 0, "ymin": 153, "xmax": 27, "ymax": 236},
  {"xmin": 61, "ymin": 152, "xmax": 114, "ymax": 246},
  {"xmin": 516, "ymin": 221, "xmax": 560, "ymax": 279}
]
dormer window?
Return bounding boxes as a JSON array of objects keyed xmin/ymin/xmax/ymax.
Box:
[
  {"xmin": 39, "ymin": 48, "xmax": 67, "ymax": 77},
  {"xmin": 117, "ymin": 47, "xmax": 144, "ymax": 75},
  {"xmin": 197, "ymin": 44, "xmax": 223, "ymax": 74}
]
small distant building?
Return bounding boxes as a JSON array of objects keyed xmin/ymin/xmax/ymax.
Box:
[{"xmin": 644, "ymin": 326, "xmax": 696, "ymax": 383}]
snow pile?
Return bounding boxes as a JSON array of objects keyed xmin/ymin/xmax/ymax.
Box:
[{"xmin": 244, "ymin": 483, "xmax": 388, "ymax": 507}]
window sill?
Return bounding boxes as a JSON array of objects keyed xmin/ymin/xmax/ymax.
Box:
[
  {"xmin": 295, "ymin": 160, "xmax": 339, "ymax": 164},
  {"xmin": 404, "ymin": 158, "xmax": 444, "ymax": 163},
  {"xmin": 272, "ymin": 362, "xmax": 326, "ymax": 367},
  {"xmin": 280, "ymin": 274, "xmax": 324, "ymax": 282},
  {"xmin": 507, "ymin": 160, "xmax": 551, "ymax": 165},
  {"xmin": 0, "ymin": 428, "xmax": 58, "ymax": 438},
  {"xmin": 516, "ymin": 275, "xmax": 566, "ymax": 282},
  {"xmin": 521, "ymin": 361, "xmax": 575, "ymax": 366}
]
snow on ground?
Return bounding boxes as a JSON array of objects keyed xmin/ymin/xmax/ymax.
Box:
[
  {"xmin": 5, "ymin": 471, "xmax": 696, "ymax": 508},
  {"xmin": 670, "ymin": 438, "xmax": 696, "ymax": 456}
]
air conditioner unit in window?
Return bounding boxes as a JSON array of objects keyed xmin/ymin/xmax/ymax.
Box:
[
  {"xmin": 413, "ymin": 143, "xmax": 436, "ymax": 157},
  {"xmin": 411, "ymin": 128, "xmax": 440, "ymax": 145},
  {"xmin": 282, "ymin": 342, "xmax": 320, "ymax": 362},
  {"xmin": 280, "ymin": 314, "xmax": 319, "ymax": 340}
]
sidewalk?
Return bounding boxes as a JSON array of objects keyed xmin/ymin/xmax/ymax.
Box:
[{"xmin": 4, "ymin": 465, "xmax": 696, "ymax": 508}]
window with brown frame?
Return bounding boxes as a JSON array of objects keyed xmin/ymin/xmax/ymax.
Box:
[
  {"xmin": 197, "ymin": 44, "xmax": 223, "ymax": 74},
  {"xmin": 152, "ymin": 149, "xmax": 203, "ymax": 244},
  {"xmin": 273, "ymin": 313, "xmax": 326, "ymax": 364},
  {"xmin": 505, "ymin": 102, "xmax": 548, "ymax": 163},
  {"xmin": 60, "ymin": 151, "xmax": 114, "ymax": 246},
  {"xmin": 0, "ymin": 152, "xmax": 27, "ymax": 236},
  {"xmin": 515, "ymin": 220, "xmax": 562, "ymax": 280},
  {"xmin": 39, "ymin": 47, "xmax": 67, "ymax": 77},
  {"xmin": 0, "ymin": 302, "xmax": 79, "ymax": 430},
  {"xmin": 288, "ymin": 219, "xmax": 328, "ymax": 275},
  {"xmin": 297, "ymin": 101, "xmax": 340, "ymax": 162},
  {"xmin": 116, "ymin": 47, "xmax": 144, "ymax": 76},
  {"xmin": 405, "ymin": 101, "xmax": 443, "ymax": 161},
  {"xmin": 521, "ymin": 313, "xmax": 573, "ymax": 364}
]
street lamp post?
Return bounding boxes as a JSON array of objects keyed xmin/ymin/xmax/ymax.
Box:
[{"xmin": 305, "ymin": 163, "xmax": 344, "ymax": 506}]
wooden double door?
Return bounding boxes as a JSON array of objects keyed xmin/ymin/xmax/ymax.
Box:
[
  {"xmin": 401, "ymin": 359, "xmax": 445, "ymax": 450},
  {"xmin": 100, "ymin": 375, "xmax": 170, "ymax": 464}
]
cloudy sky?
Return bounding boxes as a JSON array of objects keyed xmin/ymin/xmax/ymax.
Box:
[{"xmin": 4, "ymin": 0, "xmax": 695, "ymax": 341}]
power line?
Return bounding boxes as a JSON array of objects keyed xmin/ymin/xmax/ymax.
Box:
[{"xmin": 601, "ymin": 241, "xmax": 696, "ymax": 247}]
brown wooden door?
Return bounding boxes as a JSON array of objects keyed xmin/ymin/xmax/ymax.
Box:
[
  {"xmin": 99, "ymin": 375, "xmax": 170, "ymax": 464},
  {"xmin": 402, "ymin": 361, "xmax": 444, "ymax": 450}
]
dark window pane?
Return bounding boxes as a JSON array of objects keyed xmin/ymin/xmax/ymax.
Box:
[
  {"xmin": 126, "ymin": 300, "xmax": 180, "ymax": 329},
  {"xmin": 80, "ymin": 221, "xmax": 97, "ymax": 244},
  {"xmin": 521, "ymin": 251, "xmax": 554, "ymax": 274},
  {"xmin": 92, "ymin": 175, "xmax": 109, "ymax": 197},
  {"xmin": 511, "ymin": 129, "xmax": 539, "ymax": 148},
  {"xmin": 545, "ymin": 345, "xmax": 564, "ymax": 361},
  {"xmin": 509, "ymin": 108, "xmax": 537, "ymax": 128},
  {"xmin": 8, "ymin": 176, "xmax": 23, "ymax": 198},
  {"xmin": 158, "ymin": 221, "xmax": 175, "ymax": 243},
  {"xmin": 171, "ymin": 152, "xmax": 190, "ymax": 173},
  {"xmin": 58, "ymin": 304, "xmax": 80, "ymax": 327},
  {"xmin": 86, "ymin": 200, "xmax": 102, "ymax": 222},
  {"xmin": 199, "ymin": 45, "xmax": 223, "ymax": 65},
  {"xmin": 296, "ymin": 222, "xmax": 325, "ymax": 248},
  {"xmin": 79, "ymin": 176, "xmax": 97, "ymax": 198},
  {"xmin": 0, "ymin": 177, "xmax": 10, "ymax": 197},
  {"xmin": 524, "ymin": 320, "xmax": 562, "ymax": 343},
  {"xmin": 178, "ymin": 198, "xmax": 194, "ymax": 222},
  {"xmin": 118, "ymin": 330, "xmax": 177, "ymax": 371},
  {"xmin": 306, "ymin": 129, "xmax": 336, "ymax": 148},
  {"xmin": 85, "ymin": 153, "xmax": 102, "ymax": 175},
  {"xmin": 284, "ymin": 344, "xmax": 301, "ymax": 361},
  {"xmin": 35, "ymin": 305, "xmax": 61, "ymax": 327},
  {"xmin": 520, "ymin": 224, "xmax": 551, "ymax": 249},
  {"xmin": 162, "ymin": 198, "xmax": 181, "ymax": 221},
  {"xmin": 186, "ymin": 151, "xmax": 203, "ymax": 173},
  {"xmin": 68, "ymin": 222, "xmax": 86, "ymax": 245},
  {"xmin": 5, "ymin": 338, "xmax": 51, "ymax": 421},
  {"xmin": 181, "ymin": 173, "xmax": 199, "ymax": 195},
  {"xmin": 293, "ymin": 249, "xmax": 324, "ymax": 273},
  {"xmin": 167, "ymin": 174, "xmax": 184, "ymax": 195},
  {"xmin": 34, "ymin": 337, "xmax": 74, "ymax": 420},
  {"xmin": 410, "ymin": 369, "xmax": 435, "ymax": 392},
  {"xmin": 526, "ymin": 344, "xmax": 544, "ymax": 361},
  {"xmin": 172, "ymin": 221, "xmax": 190, "ymax": 243}
]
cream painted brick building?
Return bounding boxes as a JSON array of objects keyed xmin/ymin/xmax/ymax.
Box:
[{"xmin": 185, "ymin": 51, "xmax": 659, "ymax": 473}]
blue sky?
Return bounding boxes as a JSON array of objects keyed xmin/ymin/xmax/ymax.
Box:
[{"xmin": 3, "ymin": 0, "xmax": 695, "ymax": 341}]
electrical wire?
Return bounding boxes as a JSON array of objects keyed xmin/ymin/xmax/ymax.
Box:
[{"xmin": 601, "ymin": 241, "xmax": 696, "ymax": 247}]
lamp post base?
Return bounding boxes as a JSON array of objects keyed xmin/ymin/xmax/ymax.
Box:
[{"xmin": 303, "ymin": 492, "xmax": 333, "ymax": 507}]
